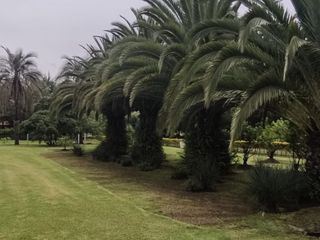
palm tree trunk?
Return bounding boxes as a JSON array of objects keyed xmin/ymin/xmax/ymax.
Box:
[
  {"xmin": 93, "ymin": 103, "xmax": 128, "ymax": 162},
  {"xmin": 184, "ymin": 109, "xmax": 231, "ymax": 192},
  {"xmin": 131, "ymin": 109, "xmax": 164, "ymax": 171},
  {"xmin": 14, "ymin": 77, "xmax": 20, "ymax": 145},
  {"xmin": 243, "ymin": 147, "xmax": 250, "ymax": 167},
  {"xmin": 13, "ymin": 120, "xmax": 20, "ymax": 145},
  {"xmin": 306, "ymin": 127, "xmax": 320, "ymax": 199},
  {"xmin": 105, "ymin": 108, "xmax": 128, "ymax": 159},
  {"xmin": 79, "ymin": 132, "xmax": 84, "ymax": 144}
]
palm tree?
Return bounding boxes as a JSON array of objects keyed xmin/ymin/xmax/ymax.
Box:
[
  {"xmin": 93, "ymin": 13, "xmax": 166, "ymax": 168},
  {"xmin": 199, "ymin": 0, "xmax": 320, "ymax": 196},
  {"xmin": 0, "ymin": 48, "xmax": 41, "ymax": 145},
  {"xmin": 102, "ymin": 0, "xmax": 240, "ymax": 171},
  {"xmin": 51, "ymin": 33, "xmax": 130, "ymax": 160},
  {"xmin": 150, "ymin": 0, "xmax": 242, "ymax": 190}
]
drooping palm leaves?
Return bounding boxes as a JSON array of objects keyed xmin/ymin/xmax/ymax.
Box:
[
  {"xmin": 48, "ymin": 0, "xmax": 320, "ymax": 195},
  {"xmin": 202, "ymin": 0, "xmax": 320, "ymax": 196}
]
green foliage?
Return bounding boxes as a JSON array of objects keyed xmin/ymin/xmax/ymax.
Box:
[
  {"xmin": 57, "ymin": 136, "xmax": 74, "ymax": 151},
  {"xmin": 248, "ymin": 164, "xmax": 311, "ymax": 213},
  {"xmin": 0, "ymin": 48, "xmax": 42, "ymax": 145},
  {"xmin": 42, "ymin": 0, "xmax": 320, "ymax": 194},
  {"xmin": 236, "ymin": 123, "xmax": 262, "ymax": 166},
  {"xmin": 286, "ymin": 123, "xmax": 307, "ymax": 170},
  {"xmin": 20, "ymin": 111, "xmax": 58, "ymax": 145},
  {"xmin": 75, "ymin": 115, "xmax": 105, "ymax": 138},
  {"xmin": 260, "ymin": 120, "xmax": 290, "ymax": 144},
  {"xmin": 0, "ymin": 137, "xmax": 11, "ymax": 144},
  {"xmin": 56, "ymin": 115, "xmax": 77, "ymax": 138},
  {"xmin": 258, "ymin": 120, "xmax": 290, "ymax": 161}
]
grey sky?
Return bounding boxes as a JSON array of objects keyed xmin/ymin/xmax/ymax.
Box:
[{"xmin": 0, "ymin": 0, "xmax": 294, "ymax": 77}]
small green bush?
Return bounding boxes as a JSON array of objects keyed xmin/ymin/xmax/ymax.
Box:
[
  {"xmin": 57, "ymin": 137, "xmax": 73, "ymax": 151},
  {"xmin": 248, "ymin": 164, "xmax": 311, "ymax": 212},
  {"xmin": 73, "ymin": 144, "xmax": 84, "ymax": 156}
]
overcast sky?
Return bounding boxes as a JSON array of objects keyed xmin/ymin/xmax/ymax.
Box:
[{"xmin": 0, "ymin": 0, "xmax": 294, "ymax": 77}]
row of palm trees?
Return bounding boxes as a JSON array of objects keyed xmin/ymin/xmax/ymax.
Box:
[{"xmin": 51, "ymin": 0, "xmax": 320, "ymax": 193}]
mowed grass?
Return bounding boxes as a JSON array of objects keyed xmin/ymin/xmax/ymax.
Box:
[
  {"xmin": 0, "ymin": 144, "xmax": 311, "ymax": 240},
  {"xmin": 0, "ymin": 144, "xmax": 226, "ymax": 240}
]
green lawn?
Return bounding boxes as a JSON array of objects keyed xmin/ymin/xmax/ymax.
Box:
[
  {"xmin": 0, "ymin": 144, "xmax": 224, "ymax": 240},
  {"xmin": 0, "ymin": 144, "xmax": 310, "ymax": 239}
]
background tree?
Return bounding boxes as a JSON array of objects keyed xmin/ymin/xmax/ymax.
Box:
[
  {"xmin": 0, "ymin": 48, "xmax": 41, "ymax": 145},
  {"xmin": 20, "ymin": 110, "xmax": 58, "ymax": 145},
  {"xmin": 237, "ymin": 122, "xmax": 261, "ymax": 167},
  {"xmin": 258, "ymin": 119, "xmax": 289, "ymax": 163}
]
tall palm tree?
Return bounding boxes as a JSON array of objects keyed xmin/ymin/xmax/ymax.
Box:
[
  {"xmin": 93, "ymin": 13, "xmax": 166, "ymax": 168},
  {"xmin": 199, "ymin": 0, "xmax": 320, "ymax": 196},
  {"xmin": 151, "ymin": 0, "xmax": 242, "ymax": 190},
  {"xmin": 52, "ymin": 33, "xmax": 130, "ymax": 160},
  {"xmin": 101, "ymin": 0, "xmax": 240, "ymax": 171},
  {"xmin": 0, "ymin": 48, "xmax": 41, "ymax": 145}
]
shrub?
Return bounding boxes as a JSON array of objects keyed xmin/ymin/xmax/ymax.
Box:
[
  {"xmin": 73, "ymin": 144, "xmax": 84, "ymax": 156},
  {"xmin": 19, "ymin": 111, "xmax": 58, "ymax": 145},
  {"xmin": 57, "ymin": 136, "xmax": 73, "ymax": 151},
  {"xmin": 236, "ymin": 123, "xmax": 262, "ymax": 167},
  {"xmin": 248, "ymin": 164, "xmax": 311, "ymax": 212},
  {"xmin": 0, "ymin": 137, "xmax": 11, "ymax": 144},
  {"xmin": 258, "ymin": 120, "xmax": 290, "ymax": 162}
]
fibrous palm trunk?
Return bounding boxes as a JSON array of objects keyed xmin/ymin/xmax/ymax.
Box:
[
  {"xmin": 306, "ymin": 127, "xmax": 320, "ymax": 199},
  {"xmin": 93, "ymin": 105, "xmax": 128, "ymax": 161},
  {"xmin": 184, "ymin": 109, "xmax": 231, "ymax": 192},
  {"xmin": 131, "ymin": 109, "xmax": 164, "ymax": 171},
  {"xmin": 13, "ymin": 77, "xmax": 20, "ymax": 145}
]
